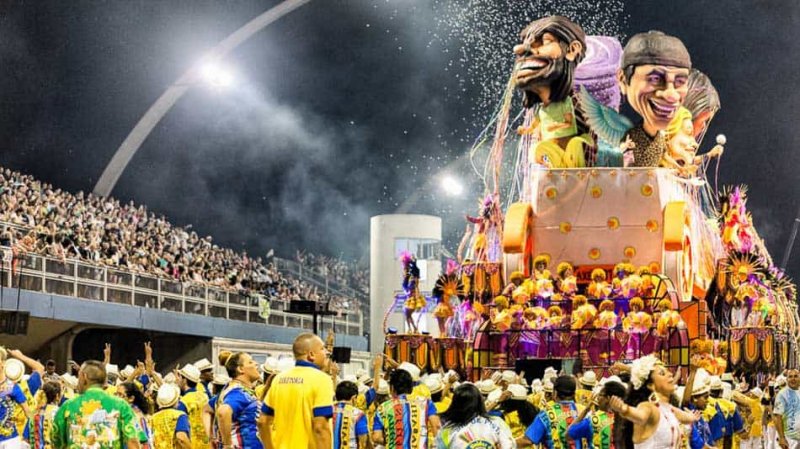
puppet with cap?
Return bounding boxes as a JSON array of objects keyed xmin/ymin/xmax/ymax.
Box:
[{"xmin": 580, "ymin": 30, "xmax": 694, "ymax": 168}]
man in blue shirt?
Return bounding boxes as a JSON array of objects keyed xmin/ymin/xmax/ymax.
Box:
[
  {"xmin": 0, "ymin": 348, "xmax": 38, "ymax": 447},
  {"xmin": 568, "ymin": 380, "xmax": 626, "ymax": 449},
  {"xmin": 518, "ymin": 375, "xmax": 582, "ymax": 449}
]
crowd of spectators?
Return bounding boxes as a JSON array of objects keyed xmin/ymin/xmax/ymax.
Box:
[
  {"xmin": 0, "ymin": 167, "xmax": 365, "ymax": 311},
  {"xmin": 295, "ymin": 250, "xmax": 369, "ymax": 295}
]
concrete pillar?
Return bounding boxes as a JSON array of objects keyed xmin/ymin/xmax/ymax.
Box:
[{"xmin": 369, "ymin": 214, "xmax": 442, "ymax": 352}]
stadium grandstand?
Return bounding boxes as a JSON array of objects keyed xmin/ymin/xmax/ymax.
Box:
[{"xmin": 0, "ymin": 166, "xmax": 370, "ymax": 368}]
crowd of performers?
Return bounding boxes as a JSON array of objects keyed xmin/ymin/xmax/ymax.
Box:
[
  {"xmin": 6, "ymin": 334, "xmax": 798, "ymax": 449},
  {"xmin": 400, "ymin": 253, "xmax": 698, "ymax": 364}
]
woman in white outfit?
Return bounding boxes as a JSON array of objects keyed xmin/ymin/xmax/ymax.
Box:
[{"xmin": 609, "ymin": 355, "xmax": 702, "ymax": 449}]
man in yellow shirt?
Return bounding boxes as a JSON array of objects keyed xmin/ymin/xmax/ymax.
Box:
[
  {"xmin": 264, "ymin": 333, "xmax": 334, "ymax": 449},
  {"xmin": 734, "ymin": 387, "xmax": 764, "ymax": 449}
]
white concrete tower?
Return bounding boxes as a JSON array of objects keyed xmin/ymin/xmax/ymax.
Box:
[{"xmin": 369, "ymin": 215, "xmax": 442, "ymax": 352}]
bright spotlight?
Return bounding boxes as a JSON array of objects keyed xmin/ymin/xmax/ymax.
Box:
[
  {"xmin": 441, "ymin": 176, "xmax": 464, "ymax": 196},
  {"xmin": 200, "ymin": 62, "xmax": 234, "ymax": 88}
]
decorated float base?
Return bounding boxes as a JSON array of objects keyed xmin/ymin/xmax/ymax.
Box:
[
  {"xmin": 469, "ymin": 327, "xmax": 689, "ymax": 380},
  {"xmin": 384, "ymin": 334, "xmax": 467, "ymax": 375}
]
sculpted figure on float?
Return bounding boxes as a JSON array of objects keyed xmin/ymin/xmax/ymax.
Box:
[
  {"xmin": 580, "ymin": 30, "xmax": 693, "ymax": 168},
  {"xmin": 514, "ymin": 16, "xmax": 589, "ymax": 168},
  {"xmin": 617, "ymin": 31, "xmax": 692, "ymax": 166}
]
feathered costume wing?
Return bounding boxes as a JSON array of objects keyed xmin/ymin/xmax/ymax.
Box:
[{"xmin": 577, "ymin": 85, "xmax": 634, "ymax": 166}]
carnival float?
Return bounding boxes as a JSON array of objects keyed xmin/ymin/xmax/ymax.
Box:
[{"xmin": 383, "ymin": 16, "xmax": 799, "ymax": 381}]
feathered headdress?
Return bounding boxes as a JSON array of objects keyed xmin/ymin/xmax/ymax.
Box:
[
  {"xmin": 630, "ymin": 355, "xmax": 661, "ymax": 390},
  {"xmin": 433, "ymin": 273, "xmax": 464, "ymax": 301}
]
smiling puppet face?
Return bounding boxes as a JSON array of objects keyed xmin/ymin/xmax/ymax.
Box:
[
  {"xmin": 618, "ymin": 31, "xmax": 692, "ymax": 137},
  {"xmin": 513, "ymin": 16, "xmax": 585, "ymax": 107},
  {"xmin": 622, "ymin": 65, "xmax": 690, "ymax": 136}
]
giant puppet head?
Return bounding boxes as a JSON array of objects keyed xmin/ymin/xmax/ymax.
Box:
[
  {"xmin": 618, "ymin": 31, "xmax": 692, "ymax": 137},
  {"xmin": 514, "ymin": 16, "xmax": 586, "ymax": 108},
  {"xmin": 683, "ymin": 69, "xmax": 720, "ymax": 142}
]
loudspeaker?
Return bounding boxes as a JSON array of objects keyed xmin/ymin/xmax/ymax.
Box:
[
  {"xmin": 331, "ymin": 346, "xmax": 351, "ymax": 364},
  {"xmin": 288, "ymin": 300, "xmax": 328, "ymax": 314},
  {"xmin": 514, "ymin": 359, "xmax": 563, "ymax": 383},
  {"xmin": 289, "ymin": 300, "xmax": 316, "ymax": 313},
  {"xmin": 0, "ymin": 311, "xmax": 29, "ymax": 335}
]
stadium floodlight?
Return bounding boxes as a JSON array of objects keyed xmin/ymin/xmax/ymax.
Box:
[
  {"xmin": 200, "ymin": 62, "xmax": 234, "ymax": 88},
  {"xmin": 92, "ymin": 0, "xmax": 311, "ymax": 198},
  {"xmin": 441, "ymin": 176, "xmax": 464, "ymax": 196}
]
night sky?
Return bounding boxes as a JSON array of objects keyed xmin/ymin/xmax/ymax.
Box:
[{"xmin": 1, "ymin": 0, "xmax": 799, "ymax": 280}]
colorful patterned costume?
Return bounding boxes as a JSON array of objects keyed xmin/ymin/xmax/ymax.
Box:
[
  {"xmin": 29, "ymin": 403, "xmax": 59, "ymax": 449},
  {"xmin": 150, "ymin": 408, "xmax": 190, "ymax": 449},
  {"xmin": 373, "ymin": 395, "xmax": 437, "ymax": 449},
  {"xmin": 0, "ymin": 379, "xmax": 26, "ymax": 444},
  {"xmin": 51, "ymin": 386, "xmax": 140, "ymax": 449},
  {"xmin": 333, "ymin": 401, "xmax": 368, "ymax": 449},
  {"xmin": 178, "ymin": 387, "xmax": 209, "ymax": 449}
]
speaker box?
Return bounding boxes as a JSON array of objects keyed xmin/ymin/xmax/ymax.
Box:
[
  {"xmin": 288, "ymin": 300, "xmax": 316, "ymax": 313},
  {"xmin": 0, "ymin": 311, "xmax": 29, "ymax": 335},
  {"xmin": 288, "ymin": 300, "xmax": 329, "ymax": 313},
  {"xmin": 331, "ymin": 346, "xmax": 351, "ymax": 364}
]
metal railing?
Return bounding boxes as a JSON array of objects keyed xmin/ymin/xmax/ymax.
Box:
[
  {"xmin": 272, "ymin": 257, "xmax": 367, "ymax": 300},
  {"xmin": 0, "ymin": 245, "xmax": 363, "ymax": 337}
]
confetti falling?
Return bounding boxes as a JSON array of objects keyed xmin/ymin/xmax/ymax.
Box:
[{"xmin": 363, "ymin": 0, "xmax": 628, "ymax": 249}]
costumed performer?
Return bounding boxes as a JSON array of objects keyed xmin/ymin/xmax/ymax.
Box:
[
  {"xmin": 594, "ymin": 299, "xmax": 619, "ymax": 363},
  {"xmin": 556, "ymin": 262, "xmax": 578, "ymax": 300},
  {"xmin": 588, "ymin": 268, "xmax": 611, "ymax": 300},
  {"xmin": 432, "ymin": 273, "xmax": 462, "ymax": 337},
  {"xmin": 488, "ymin": 296, "xmax": 513, "ymax": 366},
  {"xmin": 503, "ymin": 271, "xmax": 526, "ymax": 296},
  {"xmin": 570, "ymin": 295, "xmax": 597, "ymax": 330},
  {"xmin": 622, "ymin": 297, "xmax": 653, "ymax": 359},
  {"xmin": 465, "ymin": 193, "xmax": 502, "ymax": 263},
  {"xmin": 608, "ymin": 355, "xmax": 702, "ymax": 449},
  {"xmin": 401, "ymin": 251, "xmax": 426, "ymax": 333},
  {"xmin": 533, "ymin": 254, "xmax": 552, "ymax": 280}
]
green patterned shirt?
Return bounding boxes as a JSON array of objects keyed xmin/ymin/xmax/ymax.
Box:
[{"xmin": 51, "ymin": 386, "xmax": 139, "ymax": 449}]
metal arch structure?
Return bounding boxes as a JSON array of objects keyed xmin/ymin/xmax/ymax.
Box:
[{"xmin": 93, "ymin": 0, "xmax": 311, "ymax": 197}]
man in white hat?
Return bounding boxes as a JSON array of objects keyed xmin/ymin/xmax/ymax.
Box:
[
  {"xmin": 176, "ymin": 364, "xmax": 209, "ymax": 449},
  {"xmin": 194, "ymin": 358, "xmax": 215, "ymax": 398},
  {"xmin": 397, "ymin": 362, "xmax": 431, "ymax": 400},
  {"xmin": 709, "ymin": 374, "xmax": 744, "ymax": 449},
  {"xmin": 0, "ymin": 347, "xmax": 32, "ymax": 448},
  {"xmin": 151, "ymin": 383, "xmax": 192, "ymax": 449},
  {"xmin": 775, "ymin": 369, "xmax": 800, "ymax": 449},
  {"xmin": 734, "ymin": 386, "xmax": 765, "ymax": 449},
  {"xmin": 424, "ymin": 375, "xmax": 450, "ymax": 414},
  {"xmin": 682, "ymin": 368, "xmax": 718, "ymax": 449},
  {"xmin": 568, "ymin": 378, "xmax": 627, "ymax": 449},
  {"xmin": 6, "ymin": 348, "xmax": 44, "ymax": 436},
  {"xmin": 105, "ymin": 364, "xmax": 120, "ymax": 395},
  {"xmin": 576, "ymin": 371, "xmax": 598, "ymax": 407}
]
